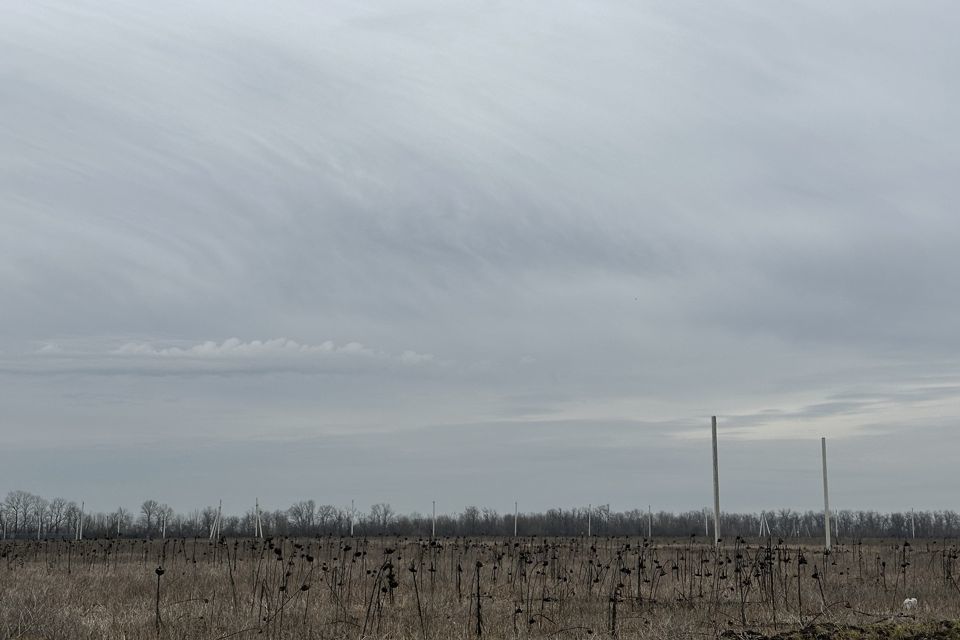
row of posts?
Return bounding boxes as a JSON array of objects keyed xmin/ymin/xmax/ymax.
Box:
[{"xmin": 48, "ymin": 417, "xmax": 837, "ymax": 546}]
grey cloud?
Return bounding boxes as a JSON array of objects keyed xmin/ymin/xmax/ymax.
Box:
[
  {"xmin": 0, "ymin": 337, "xmax": 439, "ymax": 376},
  {"xmin": 2, "ymin": 0, "xmax": 960, "ymax": 510}
]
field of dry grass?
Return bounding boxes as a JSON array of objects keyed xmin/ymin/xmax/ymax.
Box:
[{"xmin": 2, "ymin": 536, "xmax": 960, "ymax": 639}]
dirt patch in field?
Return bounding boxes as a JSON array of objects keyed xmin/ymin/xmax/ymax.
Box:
[{"xmin": 722, "ymin": 620, "xmax": 960, "ymax": 640}]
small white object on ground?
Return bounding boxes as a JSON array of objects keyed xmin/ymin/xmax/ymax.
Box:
[{"xmin": 903, "ymin": 597, "xmax": 918, "ymax": 611}]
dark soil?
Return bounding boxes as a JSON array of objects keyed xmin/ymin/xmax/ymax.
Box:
[{"xmin": 720, "ymin": 620, "xmax": 960, "ymax": 640}]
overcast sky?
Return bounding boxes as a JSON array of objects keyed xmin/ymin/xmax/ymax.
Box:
[{"xmin": 2, "ymin": 0, "xmax": 959, "ymax": 516}]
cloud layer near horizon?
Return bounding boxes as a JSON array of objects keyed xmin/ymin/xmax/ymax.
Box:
[{"xmin": 2, "ymin": 0, "xmax": 959, "ymax": 512}]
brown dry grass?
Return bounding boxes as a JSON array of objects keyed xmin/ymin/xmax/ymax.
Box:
[{"xmin": 1, "ymin": 536, "xmax": 959, "ymax": 639}]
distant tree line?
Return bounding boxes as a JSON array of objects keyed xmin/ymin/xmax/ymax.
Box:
[{"xmin": 2, "ymin": 490, "xmax": 957, "ymax": 540}]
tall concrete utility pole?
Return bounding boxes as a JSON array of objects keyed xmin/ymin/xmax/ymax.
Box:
[
  {"xmin": 712, "ymin": 416, "xmax": 721, "ymax": 545},
  {"xmin": 822, "ymin": 437, "xmax": 832, "ymax": 551}
]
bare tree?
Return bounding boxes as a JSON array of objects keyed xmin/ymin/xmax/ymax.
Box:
[
  {"xmin": 369, "ymin": 503, "xmax": 395, "ymax": 533},
  {"xmin": 200, "ymin": 506, "xmax": 218, "ymax": 535},
  {"xmin": 4, "ymin": 490, "xmax": 34, "ymax": 534},
  {"xmin": 64, "ymin": 502, "xmax": 80, "ymax": 537},
  {"xmin": 29, "ymin": 496, "xmax": 49, "ymax": 537},
  {"xmin": 113, "ymin": 507, "xmax": 132, "ymax": 536},
  {"xmin": 316, "ymin": 504, "xmax": 339, "ymax": 532},
  {"xmin": 158, "ymin": 504, "xmax": 174, "ymax": 537},
  {"xmin": 140, "ymin": 500, "xmax": 160, "ymax": 534},
  {"xmin": 288, "ymin": 500, "xmax": 317, "ymax": 534},
  {"xmin": 48, "ymin": 498, "xmax": 69, "ymax": 534}
]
